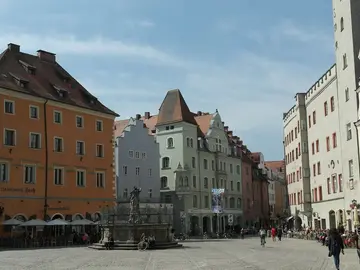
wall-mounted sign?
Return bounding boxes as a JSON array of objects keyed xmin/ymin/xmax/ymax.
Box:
[
  {"xmin": 48, "ymin": 207, "xmax": 70, "ymax": 211},
  {"xmin": 0, "ymin": 187, "xmax": 35, "ymax": 193}
]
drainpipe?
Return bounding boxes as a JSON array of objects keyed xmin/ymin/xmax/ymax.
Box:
[
  {"xmin": 43, "ymin": 100, "xmax": 49, "ymax": 220},
  {"xmin": 197, "ymin": 139, "xmax": 202, "ymax": 233}
]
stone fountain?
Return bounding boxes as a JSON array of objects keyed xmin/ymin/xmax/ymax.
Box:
[{"xmin": 89, "ymin": 186, "xmax": 182, "ymax": 250}]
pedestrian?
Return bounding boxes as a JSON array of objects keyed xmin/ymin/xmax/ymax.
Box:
[
  {"xmin": 277, "ymin": 227, "xmax": 282, "ymax": 241},
  {"xmin": 271, "ymin": 227, "xmax": 276, "ymax": 242},
  {"xmin": 328, "ymin": 228, "xmax": 344, "ymax": 270}
]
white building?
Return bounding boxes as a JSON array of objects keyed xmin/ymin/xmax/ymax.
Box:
[
  {"xmin": 155, "ymin": 89, "xmax": 244, "ymax": 235},
  {"xmin": 283, "ymin": 0, "xmax": 360, "ymax": 230}
]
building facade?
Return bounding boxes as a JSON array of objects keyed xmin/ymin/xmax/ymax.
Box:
[
  {"xmin": 283, "ymin": 0, "xmax": 360, "ymax": 230},
  {"xmin": 0, "ymin": 43, "xmax": 118, "ymax": 226},
  {"xmin": 114, "ymin": 115, "xmax": 160, "ymax": 202},
  {"xmin": 241, "ymin": 150, "xmax": 254, "ymax": 226}
]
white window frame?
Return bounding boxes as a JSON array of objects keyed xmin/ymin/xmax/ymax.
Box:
[
  {"xmin": 3, "ymin": 128, "xmax": 16, "ymax": 146},
  {"xmin": 76, "ymin": 169, "xmax": 86, "ymax": 187},
  {"xmin": 53, "ymin": 110, "xmax": 62, "ymax": 124},
  {"xmin": 29, "ymin": 132, "xmax": 41, "ymax": 149},
  {"xmin": 135, "ymin": 151, "xmax": 140, "ymax": 159},
  {"xmin": 128, "ymin": 150, "xmax": 134, "ymax": 158},
  {"xmin": 76, "ymin": 140, "xmax": 85, "ymax": 155},
  {"xmin": 54, "ymin": 137, "xmax": 64, "ymax": 152},
  {"xmin": 349, "ymin": 159, "xmax": 354, "ymax": 177},
  {"xmin": 0, "ymin": 161, "xmax": 10, "ymax": 182},
  {"xmin": 135, "ymin": 167, "xmax": 140, "ymax": 175},
  {"xmin": 29, "ymin": 105, "xmax": 39, "ymax": 119},
  {"xmin": 346, "ymin": 123, "xmax": 352, "ymax": 140},
  {"xmin": 75, "ymin": 115, "xmax": 84, "ymax": 128},
  {"xmin": 148, "ymin": 168, "xmax": 152, "ymax": 177},
  {"xmin": 54, "ymin": 167, "xmax": 64, "ymax": 186},
  {"xmin": 96, "ymin": 171, "xmax": 105, "ymax": 188},
  {"xmin": 141, "ymin": 152, "xmax": 147, "ymax": 159},
  {"xmin": 95, "ymin": 120, "xmax": 103, "ymax": 132},
  {"xmin": 23, "ymin": 164, "xmax": 36, "ymax": 184},
  {"xmin": 4, "ymin": 99, "xmax": 15, "ymax": 114},
  {"xmin": 96, "ymin": 144, "xmax": 104, "ymax": 158}
]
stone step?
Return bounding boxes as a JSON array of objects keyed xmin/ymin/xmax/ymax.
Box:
[{"xmin": 88, "ymin": 242, "xmax": 183, "ymax": 250}]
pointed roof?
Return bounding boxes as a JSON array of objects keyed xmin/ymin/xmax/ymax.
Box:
[{"xmin": 156, "ymin": 89, "xmax": 197, "ymax": 126}]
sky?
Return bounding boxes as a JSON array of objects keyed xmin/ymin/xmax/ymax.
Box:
[{"xmin": 0, "ymin": 0, "xmax": 335, "ymax": 160}]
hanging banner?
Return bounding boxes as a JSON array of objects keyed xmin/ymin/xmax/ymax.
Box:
[{"xmin": 211, "ymin": 188, "xmax": 225, "ymax": 213}]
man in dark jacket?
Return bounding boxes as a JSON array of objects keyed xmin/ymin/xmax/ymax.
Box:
[
  {"xmin": 328, "ymin": 228, "xmax": 344, "ymax": 270},
  {"xmin": 277, "ymin": 227, "xmax": 283, "ymax": 241}
]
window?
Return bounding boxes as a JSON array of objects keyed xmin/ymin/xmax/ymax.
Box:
[
  {"xmin": 192, "ymin": 157, "xmax": 196, "ymax": 168},
  {"xmin": 326, "ymin": 136, "xmax": 330, "ymax": 151},
  {"xmin": 29, "ymin": 106, "xmax": 39, "ymax": 119},
  {"xmin": 312, "ymin": 142, "xmax": 315, "ymax": 155},
  {"xmin": 29, "ymin": 133, "xmax": 41, "ymax": 149},
  {"xmin": 204, "ymin": 196, "xmax": 209, "ymax": 208},
  {"xmin": 324, "ymin": 101, "xmax": 328, "ymax": 116},
  {"xmin": 193, "ymin": 195, "xmax": 197, "ymax": 208},
  {"xmin": 318, "ymin": 186, "xmax": 323, "ymax": 201},
  {"xmin": 96, "ymin": 172, "xmax": 105, "ymax": 188},
  {"xmin": 332, "ymin": 174, "xmax": 337, "ymax": 193},
  {"xmin": 349, "ymin": 159, "xmax": 354, "ymax": 177},
  {"xmin": 54, "ymin": 167, "xmax": 64, "ymax": 185},
  {"xmin": 96, "ymin": 120, "xmax": 103, "ymax": 131},
  {"xmin": 54, "ymin": 111, "xmax": 62, "ymax": 124},
  {"xmin": 312, "ymin": 111, "xmax": 316, "ymax": 124},
  {"xmin": 123, "ymin": 189, "xmax": 128, "ymax": 198},
  {"xmin": 0, "ymin": 162, "xmax": 9, "ymax": 182},
  {"xmin": 203, "ymin": 159, "xmax": 208, "ymax": 170},
  {"xmin": 192, "ymin": 176, "xmax": 196, "ymax": 188},
  {"xmin": 76, "ymin": 116, "xmax": 84, "ymax": 128},
  {"xmin": 162, "ymin": 157, "xmax": 170, "ymax": 168},
  {"xmin": 148, "ymin": 189, "xmax": 152, "ymax": 198},
  {"xmin": 236, "ymin": 165, "xmax": 240, "ymax": 174},
  {"xmin": 313, "ymin": 164, "xmax": 316, "ymax": 176},
  {"xmin": 346, "ymin": 123, "xmax": 352, "ymax": 140},
  {"xmin": 167, "ymin": 138, "xmax": 174, "ymax": 148},
  {"xmin": 184, "ymin": 176, "xmax": 189, "ymax": 186},
  {"xmin": 4, "ymin": 129, "xmax": 15, "ymax": 146},
  {"xmin": 122, "ymin": 165, "xmax": 128, "ymax": 175},
  {"xmin": 295, "ymin": 127, "xmax": 297, "ymax": 138},
  {"xmin": 327, "ymin": 177, "xmax": 331, "ymax": 194},
  {"xmin": 135, "ymin": 151, "xmax": 140, "ymax": 159},
  {"xmin": 343, "ymin": 54, "xmax": 347, "ymax": 69},
  {"xmin": 204, "ymin": 177, "xmax": 208, "ymax": 188},
  {"xmin": 237, "ymin": 182, "xmax": 240, "ymax": 192},
  {"xmin": 317, "ymin": 162, "xmax": 321, "ymax": 175},
  {"xmin": 308, "ymin": 115, "xmax": 311, "ymax": 128},
  {"xmin": 142, "ymin": 152, "xmax": 147, "ymax": 159},
  {"xmin": 338, "ymin": 174, "xmax": 343, "ymax": 192},
  {"xmin": 229, "ymin": 197, "xmax": 235, "ymax": 208},
  {"xmin": 230, "ymin": 164, "xmax": 233, "ymax": 173},
  {"xmin": 96, "ymin": 144, "xmax": 104, "ymax": 157},
  {"xmin": 128, "ymin": 150, "xmax": 134, "ymax": 158},
  {"xmin": 316, "ymin": 139, "xmax": 319, "ymax": 152},
  {"xmin": 24, "ymin": 165, "xmax": 36, "ymax": 184},
  {"xmin": 211, "ymin": 160, "xmax": 215, "ymax": 170},
  {"xmin": 190, "ymin": 138, "xmax": 193, "ymax": 148},
  {"xmin": 340, "ymin": 17, "xmax": 344, "ymax": 31},
  {"xmin": 332, "ymin": 133, "xmax": 337, "ymax": 148},
  {"xmin": 330, "ymin": 97, "xmax": 335, "ymax": 111},
  {"xmin": 160, "ymin": 176, "xmax": 168, "ymax": 188},
  {"xmin": 53, "ymin": 137, "xmax": 63, "ymax": 152},
  {"xmin": 345, "ymin": 88, "xmax": 349, "ymax": 101},
  {"xmin": 76, "ymin": 141, "xmax": 85, "ymax": 155},
  {"xmin": 4, "ymin": 100, "xmax": 14, "ymax": 114},
  {"xmin": 186, "ymin": 138, "xmax": 190, "ymax": 147},
  {"xmin": 76, "ymin": 170, "xmax": 86, "ymax": 187},
  {"xmin": 135, "ymin": 167, "xmax": 140, "ymax": 175}
]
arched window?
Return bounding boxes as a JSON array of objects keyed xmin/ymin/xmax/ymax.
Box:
[
  {"xmin": 229, "ymin": 197, "xmax": 235, "ymax": 208},
  {"xmin": 190, "ymin": 138, "xmax": 194, "ymax": 148},
  {"xmin": 193, "ymin": 195, "xmax": 197, "ymax": 208},
  {"xmin": 161, "ymin": 176, "xmax": 168, "ymax": 188},
  {"xmin": 204, "ymin": 177, "xmax": 208, "ymax": 188},
  {"xmin": 340, "ymin": 17, "xmax": 344, "ymax": 31},
  {"xmin": 237, "ymin": 198, "xmax": 242, "ymax": 208},
  {"xmin": 179, "ymin": 176, "xmax": 184, "ymax": 187},
  {"xmin": 167, "ymin": 138, "xmax": 174, "ymax": 148},
  {"xmin": 186, "ymin": 138, "xmax": 190, "ymax": 147},
  {"xmin": 184, "ymin": 176, "xmax": 189, "ymax": 186},
  {"xmin": 162, "ymin": 157, "xmax": 170, "ymax": 168}
]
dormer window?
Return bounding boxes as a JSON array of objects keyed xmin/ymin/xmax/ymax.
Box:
[
  {"xmin": 9, "ymin": 72, "xmax": 29, "ymax": 88},
  {"xmin": 52, "ymin": 84, "xmax": 68, "ymax": 98},
  {"xmin": 19, "ymin": 60, "xmax": 36, "ymax": 75}
]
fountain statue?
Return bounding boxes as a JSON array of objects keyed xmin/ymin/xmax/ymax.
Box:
[{"xmin": 128, "ymin": 186, "xmax": 141, "ymax": 224}]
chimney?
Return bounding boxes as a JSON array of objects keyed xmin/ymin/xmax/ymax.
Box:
[
  {"xmin": 197, "ymin": 111, "xmax": 202, "ymax": 116},
  {"xmin": 221, "ymin": 121, "xmax": 224, "ymax": 126},
  {"xmin": 8, "ymin": 43, "xmax": 20, "ymax": 52},
  {"xmin": 144, "ymin": 112, "xmax": 151, "ymax": 119},
  {"xmin": 135, "ymin": 114, "xmax": 141, "ymax": 120},
  {"xmin": 224, "ymin": 126, "xmax": 228, "ymax": 132},
  {"xmin": 227, "ymin": 131, "xmax": 233, "ymax": 136},
  {"xmin": 37, "ymin": 50, "xmax": 56, "ymax": 63}
]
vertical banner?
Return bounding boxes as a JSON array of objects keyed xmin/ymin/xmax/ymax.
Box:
[{"xmin": 211, "ymin": 188, "xmax": 225, "ymax": 213}]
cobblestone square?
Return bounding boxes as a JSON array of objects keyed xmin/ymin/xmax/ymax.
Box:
[{"xmin": 0, "ymin": 238, "xmax": 358, "ymax": 269}]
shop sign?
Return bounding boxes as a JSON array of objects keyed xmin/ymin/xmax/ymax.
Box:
[{"xmin": 0, "ymin": 187, "xmax": 35, "ymax": 193}]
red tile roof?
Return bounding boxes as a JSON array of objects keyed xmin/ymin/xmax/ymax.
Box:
[
  {"xmin": 265, "ymin": 160, "xmax": 285, "ymax": 172},
  {"xmin": 0, "ymin": 43, "xmax": 118, "ymax": 116},
  {"xmin": 114, "ymin": 115, "xmax": 158, "ymax": 137}
]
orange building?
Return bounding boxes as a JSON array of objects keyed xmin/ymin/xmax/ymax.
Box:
[{"xmin": 0, "ymin": 43, "xmax": 118, "ymax": 225}]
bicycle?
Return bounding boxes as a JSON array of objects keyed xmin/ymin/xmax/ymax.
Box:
[{"xmin": 137, "ymin": 239, "xmax": 149, "ymax": 251}]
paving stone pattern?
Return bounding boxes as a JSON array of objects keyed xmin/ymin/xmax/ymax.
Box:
[{"xmin": 0, "ymin": 238, "xmax": 358, "ymax": 269}]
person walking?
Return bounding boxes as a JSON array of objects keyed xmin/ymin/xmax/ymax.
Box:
[
  {"xmin": 328, "ymin": 228, "xmax": 344, "ymax": 270},
  {"xmin": 271, "ymin": 227, "xmax": 277, "ymax": 242},
  {"xmin": 277, "ymin": 227, "xmax": 283, "ymax": 241}
]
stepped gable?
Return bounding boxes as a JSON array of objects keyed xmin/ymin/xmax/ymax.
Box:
[
  {"xmin": 113, "ymin": 114, "xmax": 158, "ymax": 137},
  {"xmin": 0, "ymin": 43, "xmax": 118, "ymax": 116},
  {"xmin": 156, "ymin": 89, "xmax": 197, "ymax": 126}
]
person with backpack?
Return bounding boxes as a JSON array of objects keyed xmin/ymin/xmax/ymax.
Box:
[{"xmin": 328, "ymin": 228, "xmax": 344, "ymax": 270}]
